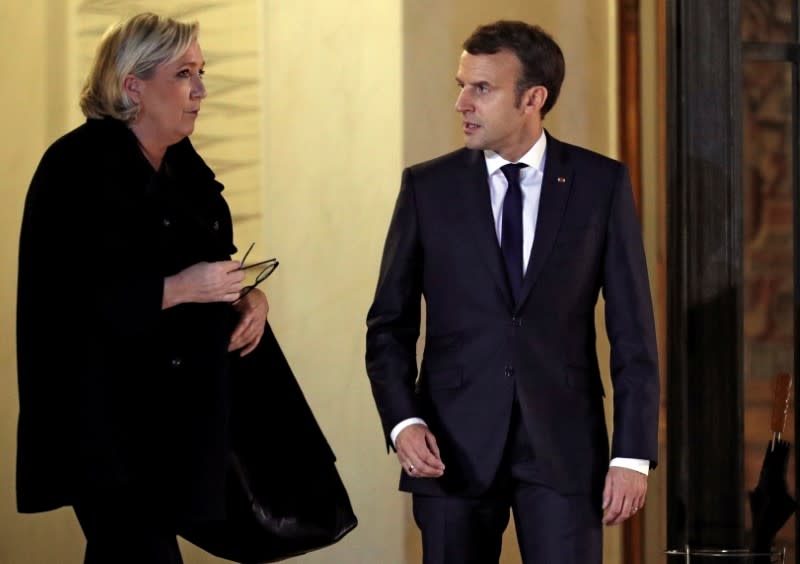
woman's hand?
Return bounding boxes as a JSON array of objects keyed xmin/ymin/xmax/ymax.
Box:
[
  {"xmin": 229, "ymin": 287, "xmax": 269, "ymax": 356},
  {"xmin": 163, "ymin": 261, "xmax": 244, "ymax": 309}
]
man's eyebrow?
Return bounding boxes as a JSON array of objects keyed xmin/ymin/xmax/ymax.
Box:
[{"xmin": 455, "ymin": 78, "xmax": 491, "ymax": 88}]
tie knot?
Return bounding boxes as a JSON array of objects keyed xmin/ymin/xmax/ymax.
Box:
[{"xmin": 500, "ymin": 163, "xmax": 528, "ymax": 185}]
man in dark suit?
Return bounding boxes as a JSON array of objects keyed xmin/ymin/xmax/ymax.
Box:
[{"xmin": 366, "ymin": 21, "xmax": 658, "ymax": 563}]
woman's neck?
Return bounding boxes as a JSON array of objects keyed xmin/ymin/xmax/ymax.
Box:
[{"xmin": 129, "ymin": 123, "xmax": 166, "ymax": 171}]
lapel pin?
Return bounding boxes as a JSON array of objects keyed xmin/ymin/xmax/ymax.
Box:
[{"xmin": 557, "ymin": 176, "xmax": 566, "ymax": 184}]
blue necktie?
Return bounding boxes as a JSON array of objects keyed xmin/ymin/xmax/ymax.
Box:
[{"xmin": 501, "ymin": 163, "xmax": 528, "ymax": 301}]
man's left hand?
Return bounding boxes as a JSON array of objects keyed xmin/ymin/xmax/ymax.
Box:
[
  {"xmin": 602, "ymin": 466, "xmax": 648, "ymax": 525},
  {"xmin": 229, "ymin": 288, "xmax": 269, "ymax": 356}
]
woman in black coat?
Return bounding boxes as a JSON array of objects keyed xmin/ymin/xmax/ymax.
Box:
[{"xmin": 16, "ymin": 13, "xmax": 269, "ymax": 563}]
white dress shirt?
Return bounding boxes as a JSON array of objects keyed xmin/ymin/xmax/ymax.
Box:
[
  {"xmin": 391, "ymin": 132, "xmax": 649, "ymax": 476},
  {"xmin": 485, "ymin": 132, "xmax": 547, "ymax": 275}
]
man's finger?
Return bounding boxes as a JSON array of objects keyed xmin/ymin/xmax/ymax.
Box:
[
  {"xmin": 602, "ymin": 483, "xmax": 611, "ymax": 510},
  {"xmin": 401, "ymin": 446, "xmax": 443, "ymax": 476},
  {"xmin": 406, "ymin": 460, "xmax": 443, "ymax": 478},
  {"xmin": 415, "ymin": 449, "xmax": 444, "ymax": 471},
  {"xmin": 396, "ymin": 428, "xmax": 444, "ymax": 477},
  {"xmin": 602, "ymin": 492, "xmax": 624, "ymax": 525},
  {"xmin": 604, "ymin": 509, "xmax": 623, "ymax": 525},
  {"xmin": 412, "ymin": 432, "xmax": 444, "ymax": 469},
  {"xmin": 426, "ymin": 432, "xmax": 442, "ymax": 460}
]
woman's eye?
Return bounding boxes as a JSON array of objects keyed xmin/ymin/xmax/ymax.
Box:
[{"xmin": 177, "ymin": 69, "xmax": 204, "ymax": 79}]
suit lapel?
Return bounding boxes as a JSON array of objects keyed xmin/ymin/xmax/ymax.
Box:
[
  {"xmin": 457, "ymin": 149, "xmax": 513, "ymax": 307},
  {"xmin": 517, "ymin": 133, "xmax": 572, "ymax": 309}
]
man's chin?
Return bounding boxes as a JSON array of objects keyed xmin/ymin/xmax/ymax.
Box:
[{"xmin": 463, "ymin": 135, "xmax": 485, "ymax": 150}]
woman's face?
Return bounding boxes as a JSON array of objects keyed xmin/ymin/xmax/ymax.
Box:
[{"xmin": 132, "ymin": 40, "xmax": 206, "ymax": 146}]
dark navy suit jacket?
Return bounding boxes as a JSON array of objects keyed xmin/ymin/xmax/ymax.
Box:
[{"xmin": 366, "ymin": 132, "xmax": 659, "ymax": 498}]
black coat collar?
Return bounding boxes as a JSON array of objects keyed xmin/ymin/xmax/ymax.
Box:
[{"xmin": 84, "ymin": 118, "xmax": 220, "ymax": 195}]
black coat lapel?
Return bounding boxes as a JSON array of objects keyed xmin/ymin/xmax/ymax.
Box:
[
  {"xmin": 517, "ymin": 132, "xmax": 572, "ymax": 309},
  {"xmin": 457, "ymin": 149, "xmax": 513, "ymax": 308}
]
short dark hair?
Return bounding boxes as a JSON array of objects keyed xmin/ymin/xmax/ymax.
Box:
[{"xmin": 463, "ymin": 21, "xmax": 565, "ymax": 117}]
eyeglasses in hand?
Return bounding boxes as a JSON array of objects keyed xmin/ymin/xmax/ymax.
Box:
[{"xmin": 235, "ymin": 242, "xmax": 278, "ymax": 302}]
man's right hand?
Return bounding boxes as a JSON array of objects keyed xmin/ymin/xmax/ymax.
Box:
[{"xmin": 395, "ymin": 424, "xmax": 445, "ymax": 478}]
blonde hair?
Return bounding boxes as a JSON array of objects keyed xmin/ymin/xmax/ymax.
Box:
[{"xmin": 79, "ymin": 13, "xmax": 198, "ymax": 122}]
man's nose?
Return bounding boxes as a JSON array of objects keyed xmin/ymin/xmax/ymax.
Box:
[{"xmin": 455, "ymin": 89, "xmax": 471, "ymax": 113}]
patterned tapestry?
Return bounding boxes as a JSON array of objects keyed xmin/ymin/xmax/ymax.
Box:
[{"xmin": 742, "ymin": 0, "xmax": 796, "ymax": 557}]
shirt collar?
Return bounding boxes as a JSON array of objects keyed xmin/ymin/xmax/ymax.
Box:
[{"xmin": 483, "ymin": 130, "xmax": 547, "ymax": 177}]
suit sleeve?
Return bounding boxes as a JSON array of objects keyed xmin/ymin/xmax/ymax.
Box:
[
  {"xmin": 602, "ymin": 164, "xmax": 660, "ymax": 467},
  {"xmin": 366, "ymin": 168, "xmax": 424, "ymax": 450}
]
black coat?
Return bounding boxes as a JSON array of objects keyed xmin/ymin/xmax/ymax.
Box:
[{"xmin": 17, "ymin": 118, "xmax": 239, "ymax": 523}]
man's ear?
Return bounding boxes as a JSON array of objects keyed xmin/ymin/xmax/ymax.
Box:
[
  {"xmin": 524, "ymin": 85, "xmax": 548, "ymax": 115},
  {"xmin": 123, "ymin": 75, "xmax": 143, "ymax": 102}
]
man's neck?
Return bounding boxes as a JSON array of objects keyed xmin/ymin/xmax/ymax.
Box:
[{"xmin": 495, "ymin": 127, "xmax": 544, "ymax": 163}]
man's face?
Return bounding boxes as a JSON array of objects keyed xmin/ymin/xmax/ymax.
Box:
[{"xmin": 455, "ymin": 50, "xmax": 543, "ymax": 161}]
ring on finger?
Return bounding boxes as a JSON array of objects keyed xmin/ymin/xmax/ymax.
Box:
[{"xmin": 408, "ymin": 465, "xmax": 416, "ymax": 473}]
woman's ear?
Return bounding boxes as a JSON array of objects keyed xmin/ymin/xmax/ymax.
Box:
[{"xmin": 123, "ymin": 75, "xmax": 143, "ymax": 102}]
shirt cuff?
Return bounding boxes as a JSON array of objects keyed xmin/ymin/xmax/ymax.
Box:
[
  {"xmin": 390, "ymin": 417, "xmax": 427, "ymax": 447},
  {"xmin": 609, "ymin": 457, "xmax": 650, "ymax": 476}
]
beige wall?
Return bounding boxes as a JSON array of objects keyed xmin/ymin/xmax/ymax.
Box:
[
  {"xmin": 0, "ymin": 2, "xmax": 88, "ymax": 563},
  {"xmin": 0, "ymin": 2, "xmax": 638, "ymax": 563},
  {"xmin": 257, "ymin": 1, "xmax": 406, "ymax": 562}
]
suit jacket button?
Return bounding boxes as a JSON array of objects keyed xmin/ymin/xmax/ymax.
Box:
[
  {"xmin": 170, "ymin": 357, "xmax": 182, "ymax": 368},
  {"xmin": 504, "ymin": 366, "xmax": 513, "ymax": 377},
  {"xmin": 162, "ymin": 217, "xmax": 171, "ymax": 227},
  {"xmin": 512, "ymin": 316, "xmax": 522, "ymax": 327}
]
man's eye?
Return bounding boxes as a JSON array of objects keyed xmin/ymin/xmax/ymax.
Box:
[{"xmin": 478, "ymin": 85, "xmax": 489, "ymax": 94}]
